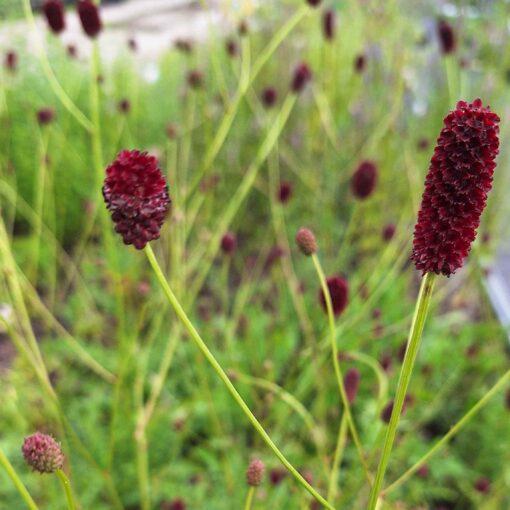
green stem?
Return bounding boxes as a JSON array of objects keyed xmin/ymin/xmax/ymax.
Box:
[
  {"xmin": 327, "ymin": 414, "xmax": 348, "ymax": 502},
  {"xmin": 367, "ymin": 272, "xmax": 436, "ymax": 510},
  {"xmin": 56, "ymin": 470, "xmax": 76, "ymax": 510},
  {"xmin": 311, "ymin": 254, "xmax": 371, "ymax": 485},
  {"xmin": 383, "ymin": 367, "xmax": 510, "ymax": 497},
  {"xmin": 144, "ymin": 245, "xmax": 334, "ymax": 510},
  {"xmin": 244, "ymin": 487, "xmax": 255, "ymax": 510},
  {"xmin": 0, "ymin": 446, "xmax": 39, "ymax": 510}
]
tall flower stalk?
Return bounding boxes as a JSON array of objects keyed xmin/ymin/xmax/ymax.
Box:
[{"xmin": 368, "ymin": 99, "xmax": 500, "ymax": 508}]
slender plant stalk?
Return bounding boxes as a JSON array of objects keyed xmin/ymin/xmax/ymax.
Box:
[
  {"xmin": 311, "ymin": 253, "xmax": 372, "ymax": 485},
  {"xmin": 244, "ymin": 487, "xmax": 255, "ymax": 510},
  {"xmin": 383, "ymin": 367, "xmax": 510, "ymax": 497},
  {"xmin": 56, "ymin": 470, "xmax": 77, "ymax": 510},
  {"xmin": 144, "ymin": 244, "xmax": 335, "ymax": 510},
  {"xmin": 0, "ymin": 446, "xmax": 39, "ymax": 510},
  {"xmin": 367, "ymin": 272, "xmax": 436, "ymax": 509},
  {"xmin": 327, "ymin": 413, "xmax": 348, "ymax": 502}
]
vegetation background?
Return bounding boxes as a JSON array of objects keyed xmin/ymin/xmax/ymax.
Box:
[{"xmin": 0, "ymin": 0, "xmax": 509, "ymax": 509}]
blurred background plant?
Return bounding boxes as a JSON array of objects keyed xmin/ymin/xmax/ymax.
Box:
[{"xmin": 0, "ymin": 0, "xmax": 510, "ymax": 509}]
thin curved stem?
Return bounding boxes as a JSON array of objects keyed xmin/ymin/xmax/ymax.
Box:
[
  {"xmin": 367, "ymin": 272, "xmax": 436, "ymax": 510},
  {"xmin": 56, "ymin": 470, "xmax": 77, "ymax": 510},
  {"xmin": 144, "ymin": 244, "xmax": 334, "ymax": 510},
  {"xmin": 0, "ymin": 447, "xmax": 39, "ymax": 510},
  {"xmin": 311, "ymin": 254, "xmax": 372, "ymax": 485},
  {"xmin": 327, "ymin": 413, "xmax": 348, "ymax": 502},
  {"xmin": 383, "ymin": 367, "xmax": 510, "ymax": 497}
]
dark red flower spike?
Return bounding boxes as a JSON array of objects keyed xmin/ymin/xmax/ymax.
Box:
[
  {"xmin": 411, "ymin": 99, "xmax": 499, "ymax": 276},
  {"xmin": 77, "ymin": 0, "xmax": 102, "ymax": 38}
]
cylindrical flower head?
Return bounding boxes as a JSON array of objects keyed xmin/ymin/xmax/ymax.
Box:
[
  {"xmin": 411, "ymin": 99, "xmax": 499, "ymax": 276},
  {"xmin": 354, "ymin": 54, "xmax": 366, "ymax": 73},
  {"xmin": 306, "ymin": 0, "xmax": 322, "ymax": 7},
  {"xmin": 220, "ymin": 232, "xmax": 237, "ymax": 255},
  {"xmin": 43, "ymin": 0, "xmax": 66, "ymax": 34},
  {"xmin": 344, "ymin": 368, "xmax": 360, "ymax": 404},
  {"xmin": 187, "ymin": 70, "xmax": 204, "ymax": 89},
  {"xmin": 319, "ymin": 276, "xmax": 348, "ymax": 316},
  {"xmin": 382, "ymin": 223, "xmax": 396, "ymax": 241},
  {"xmin": 323, "ymin": 9, "xmax": 335, "ymax": 41},
  {"xmin": 225, "ymin": 39, "xmax": 238, "ymax": 57},
  {"xmin": 437, "ymin": 20, "xmax": 456, "ymax": 54},
  {"xmin": 291, "ymin": 62, "xmax": 312, "ymax": 93},
  {"xmin": 103, "ymin": 150, "xmax": 171, "ymax": 250},
  {"xmin": 296, "ymin": 228, "xmax": 317, "ymax": 256},
  {"xmin": 22, "ymin": 432, "xmax": 64, "ymax": 473},
  {"xmin": 77, "ymin": 0, "xmax": 102, "ymax": 38},
  {"xmin": 351, "ymin": 160, "xmax": 377, "ymax": 199},
  {"xmin": 246, "ymin": 458, "xmax": 265, "ymax": 486}
]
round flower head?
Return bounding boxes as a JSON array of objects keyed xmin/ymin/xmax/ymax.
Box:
[
  {"xmin": 411, "ymin": 99, "xmax": 499, "ymax": 276},
  {"xmin": 344, "ymin": 367, "xmax": 360, "ymax": 404},
  {"xmin": 351, "ymin": 160, "xmax": 377, "ymax": 199},
  {"xmin": 246, "ymin": 458, "xmax": 265, "ymax": 486},
  {"xmin": 323, "ymin": 9, "xmax": 335, "ymax": 41},
  {"xmin": 261, "ymin": 87, "xmax": 278, "ymax": 108},
  {"xmin": 220, "ymin": 232, "xmax": 237, "ymax": 255},
  {"xmin": 474, "ymin": 477, "xmax": 490, "ymax": 494},
  {"xmin": 103, "ymin": 150, "xmax": 171, "ymax": 250},
  {"xmin": 278, "ymin": 181, "xmax": 293, "ymax": 203},
  {"xmin": 77, "ymin": 0, "xmax": 102, "ymax": 38},
  {"xmin": 306, "ymin": 0, "xmax": 322, "ymax": 7},
  {"xmin": 319, "ymin": 276, "xmax": 348, "ymax": 316},
  {"xmin": 269, "ymin": 467, "xmax": 287, "ymax": 486},
  {"xmin": 437, "ymin": 19, "xmax": 456, "ymax": 54},
  {"xmin": 42, "ymin": 0, "xmax": 66, "ymax": 34},
  {"xmin": 295, "ymin": 228, "xmax": 317, "ymax": 256},
  {"xmin": 291, "ymin": 62, "xmax": 312, "ymax": 93},
  {"xmin": 37, "ymin": 108, "xmax": 55, "ymax": 126},
  {"xmin": 22, "ymin": 432, "xmax": 64, "ymax": 473}
]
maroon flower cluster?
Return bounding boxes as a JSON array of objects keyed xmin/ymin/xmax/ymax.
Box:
[
  {"xmin": 319, "ymin": 276, "xmax": 348, "ymax": 316},
  {"xmin": 77, "ymin": 0, "xmax": 102, "ymax": 38},
  {"xmin": 278, "ymin": 181, "xmax": 293, "ymax": 203},
  {"xmin": 22, "ymin": 432, "xmax": 64, "ymax": 474},
  {"xmin": 351, "ymin": 160, "xmax": 377, "ymax": 199},
  {"xmin": 4, "ymin": 51, "xmax": 17, "ymax": 72},
  {"xmin": 323, "ymin": 9, "xmax": 335, "ymax": 41},
  {"xmin": 411, "ymin": 99, "xmax": 499, "ymax": 276},
  {"xmin": 296, "ymin": 228, "xmax": 317, "ymax": 256},
  {"xmin": 103, "ymin": 150, "xmax": 171, "ymax": 250},
  {"xmin": 42, "ymin": 0, "xmax": 66, "ymax": 34},
  {"xmin": 37, "ymin": 108, "xmax": 55, "ymax": 126}
]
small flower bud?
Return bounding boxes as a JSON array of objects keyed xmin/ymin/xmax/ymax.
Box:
[
  {"xmin": 322, "ymin": 9, "xmax": 335, "ymax": 41},
  {"xmin": 437, "ymin": 19, "xmax": 456, "ymax": 55},
  {"xmin": 291, "ymin": 62, "xmax": 312, "ymax": 93},
  {"xmin": 261, "ymin": 87, "xmax": 278, "ymax": 108},
  {"xmin": 278, "ymin": 181, "xmax": 293, "ymax": 203},
  {"xmin": 37, "ymin": 108, "xmax": 55, "ymax": 126},
  {"xmin": 246, "ymin": 458, "xmax": 265, "ymax": 486},
  {"xmin": 221, "ymin": 232, "xmax": 237, "ymax": 255},
  {"xmin": 295, "ymin": 228, "xmax": 317, "ymax": 256},
  {"xmin": 22, "ymin": 432, "xmax": 64, "ymax": 473}
]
